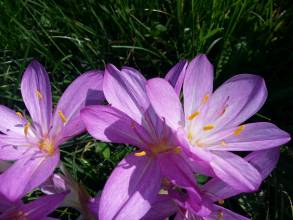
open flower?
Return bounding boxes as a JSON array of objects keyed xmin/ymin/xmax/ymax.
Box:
[
  {"xmin": 146, "ymin": 148, "xmax": 280, "ymax": 220},
  {"xmin": 0, "ymin": 192, "xmax": 67, "ymax": 220},
  {"xmin": 0, "ymin": 60, "xmax": 104, "ymax": 202},
  {"xmin": 146, "ymin": 54, "xmax": 290, "ymax": 192},
  {"xmin": 81, "ymin": 64, "xmax": 210, "ymax": 219}
]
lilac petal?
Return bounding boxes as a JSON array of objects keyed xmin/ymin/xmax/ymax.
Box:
[
  {"xmin": 103, "ymin": 64, "xmax": 149, "ymax": 123},
  {"xmin": 210, "ymin": 151, "xmax": 262, "ymax": 192},
  {"xmin": 0, "ymin": 105, "xmax": 28, "ymax": 136},
  {"xmin": 203, "ymin": 74, "xmax": 267, "ymax": 136},
  {"xmin": 0, "ymin": 151, "xmax": 59, "ymax": 201},
  {"xmin": 206, "ymin": 122, "xmax": 290, "ymax": 151},
  {"xmin": 51, "ymin": 70, "xmax": 104, "ymax": 143},
  {"xmin": 88, "ymin": 196, "xmax": 100, "ymax": 218},
  {"xmin": 205, "ymin": 205, "xmax": 250, "ymax": 220},
  {"xmin": 0, "ymin": 140, "xmax": 36, "ymax": 160},
  {"xmin": 203, "ymin": 148, "xmax": 280, "ymax": 201},
  {"xmin": 21, "ymin": 60, "xmax": 52, "ymax": 136},
  {"xmin": 183, "ymin": 54, "xmax": 213, "ymax": 118},
  {"xmin": 99, "ymin": 153, "xmax": 161, "ymax": 220},
  {"xmin": 146, "ymin": 78, "xmax": 184, "ymax": 129},
  {"xmin": 81, "ymin": 105, "xmax": 149, "ymax": 148},
  {"xmin": 142, "ymin": 195, "xmax": 177, "ymax": 220},
  {"xmin": 0, "ymin": 192, "xmax": 67, "ymax": 220},
  {"xmin": 165, "ymin": 60, "xmax": 188, "ymax": 95}
]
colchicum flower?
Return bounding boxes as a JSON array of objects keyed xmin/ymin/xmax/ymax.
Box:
[
  {"xmin": 0, "ymin": 60, "xmax": 104, "ymax": 202},
  {"xmin": 146, "ymin": 54, "xmax": 290, "ymax": 192},
  {"xmin": 0, "ymin": 192, "xmax": 67, "ymax": 220},
  {"xmin": 81, "ymin": 64, "xmax": 211, "ymax": 219},
  {"xmin": 146, "ymin": 148, "xmax": 280, "ymax": 220}
]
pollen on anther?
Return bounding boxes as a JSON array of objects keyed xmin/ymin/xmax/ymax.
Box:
[
  {"xmin": 203, "ymin": 124, "xmax": 214, "ymax": 131},
  {"xmin": 134, "ymin": 151, "xmax": 146, "ymax": 157},
  {"xmin": 188, "ymin": 111, "xmax": 200, "ymax": 120},
  {"xmin": 220, "ymin": 140, "xmax": 227, "ymax": 146},
  {"xmin": 202, "ymin": 94, "xmax": 209, "ymax": 104},
  {"xmin": 173, "ymin": 146, "xmax": 182, "ymax": 154},
  {"xmin": 217, "ymin": 211, "xmax": 224, "ymax": 220},
  {"xmin": 24, "ymin": 122, "xmax": 30, "ymax": 136},
  {"xmin": 58, "ymin": 110, "xmax": 67, "ymax": 123},
  {"xmin": 218, "ymin": 199, "xmax": 225, "ymax": 205},
  {"xmin": 35, "ymin": 89, "xmax": 43, "ymax": 99},
  {"xmin": 16, "ymin": 111, "xmax": 23, "ymax": 119},
  {"xmin": 233, "ymin": 125, "xmax": 245, "ymax": 136}
]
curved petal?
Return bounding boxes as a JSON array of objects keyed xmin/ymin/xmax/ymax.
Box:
[
  {"xmin": 50, "ymin": 70, "xmax": 104, "ymax": 143},
  {"xmin": 165, "ymin": 60, "xmax": 188, "ymax": 95},
  {"xmin": 146, "ymin": 78, "xmax": 184, "ymax": 129},
  {"xmin": 210, "ymin": 151, "xmax": 262, "ymax": 192},
  {"xmin": 201, "ymin": 74, "xmax": 267, "ymax": 137},
  {"xmin": 21, "ymin": 60, "xmax": 52, "ymax": 136},
  {"xmin": 205, "ymin": 205, "xmax": 250, "ymax": 220},
  {"xmin": 0, "ymin": 151, "xmax": 59, "ymax": 201},
  {"xmin": 206, "ymin": 122, "xmax": 290, "ymax": 151},
  {"xmin": 0, "ymin": 105, "xmax": 27, "ymax": 136},
  {"xmin": 81, "ymin": 105, "xmax": 149, "ymax": 148},
  {"xmin": 0, "ymin": 140, "xmax": 36, "ymax": 161},
  {"xmin": 99, "ymin": 153, "xmax": 161, "ymax": 220},
  {"xmin": 103, "ymin": 64, "xmax": 149, "ymax": 123},
  {"xmin": 183, "ymin": 54, "xmax": 214, "ymax": 118}
]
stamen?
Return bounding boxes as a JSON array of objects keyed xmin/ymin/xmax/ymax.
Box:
[
  {"xmin": 173, "ymin": 146, "xmax": 182, "ymax": 154},
  {"xmin": 233, "ymin": 125, "xmax": 245, "ymax": 136},
  {"xmin": 220, "ymin": 140, "xmax": 227, "ymax": 146},
  {"xmin": 39, "ymin": 139, "xmax": 55, "ymax": 156},
  {"xmin": 217, "ymin": 211, "xmax": 224, "ymax": 220},
  {"xmin": 188, "ymin": 111, "xmax": 200, "ymax": 120},
  {"xmin": 202, "ymin": 94, "xmax": 209, "ymax": 104},
  {"xmin": 134, "ymin": 151, "xmax": 146, "ymax": 157},
  {"xmin": 35, "ymin": 89, "xmax": 43, "ymax": 99},
  {"xmin": 24, "ymin": 122, "xmax": 30, "ymax": 136},
  {"xmin": 58, "ymin": 110, "xmax": 67, "ymax": 123},
  {"xmin": 203, "ymin": 124, "xmax": 214, "ymax": 131},
  {"xmin": 218, "ymin": 199, "xmax": 225, "ymax": 205},
  {"xmin": 16, "ymin": 111, "xmax": 23, "ymax": 119},
  {"xmin": 195, "ymin": 140, "xmax": 205, "ymax": 147},
  {"xmin": 187, "ymin": 132, "xmax": 193, "ymax": 141}
]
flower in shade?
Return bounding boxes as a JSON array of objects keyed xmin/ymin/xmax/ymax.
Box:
[
  {"xmin": 146, "ymin": 54, "xmax": 290, "ymax": 192},
  {"xmin": 81, "ymin": 63, "xmax": 211, "ymax": 219},
  {"xmin": 0, "ymin": 192, "xmax": 67, "ymax": 220},
  {"xmin": 146, "ymin": 148, "xmax": 280, "ymax": 220},
  {"xmin": 0, "ymin": 60, "xmax": 104, "ymax": 202}
]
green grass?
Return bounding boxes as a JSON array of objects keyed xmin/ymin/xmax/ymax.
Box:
[{"xmin": 0, "ymin": 0, "xmax": 292, "ymax": 219}]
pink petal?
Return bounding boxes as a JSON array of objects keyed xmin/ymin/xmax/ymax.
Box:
[
  {"xmin": 146, "ymin": 78, "xmax": 184, "ymax": 129},
  {"xmin": 206, "ymin": 122, "xmax": 290, "ymax": 151},
  {"xmin": 205, "ymin": 205, "xmax": 250, "ymax": 220},
  {"xmin": 99, "ymin": 153, "xmax": 161, "ymax": 220},
  {"xmin": 81, "ymin": 105, "xmax": 149, "ymax": 148},
  {"xmin": 0, "ymin": 151, "xmax": 59, "ymax": 201},
  {"xmin": 103, "ymin": 64, "xmax": 150, "ymax": 123},
  {"xmin": 183, "ymin": 54, "xmax": 213, "ymax": 118},
  {"xmin": 165, "ymin": 60, "xmax": 188, "ymax": 95},
  {"xmin": 0, "ymin": 140, "xmax": 36, "ymax": 160},
  {"xmin": 21, "ymin": 60, "xmax": 52, "ymax": 136},
  {"xmin": 50, "ymin": 70, "xmax": 104, "ymax": 143}
]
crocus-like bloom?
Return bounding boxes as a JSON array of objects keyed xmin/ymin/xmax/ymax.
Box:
[
  {"xmin": 0, "ymin": 60, "xmax": 104, "ymax": 202},
  {"xmin": 81, "ymin": 64, "xmax": 210, "ymax": 219},
  {"xmin": 0, "ymin": 192, "xmax": 67, "ymax": 220},
  {"xmin": 146, "ymin": 54, "xmax": 290, "ymax": 192},
  {"xmin": 146, "ymin": 148, "xmax": 280, "ymax": 220}
]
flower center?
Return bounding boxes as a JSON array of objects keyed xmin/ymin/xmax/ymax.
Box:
[{"xmin": 39, "ymin": 138, "xmax": 55, "ymax": 156}]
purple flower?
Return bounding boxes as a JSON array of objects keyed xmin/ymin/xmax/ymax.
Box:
[
  {"xmin": 0, "ymin": 192, "xmax": 67, "ymax": 220},
  {"xmin": 0, "ymin": 60, "xmax": 104, "ymax": 202},
  {"xmin": 146, "ymin": 54, "xmax": 290, "ymax": 192},
  {"xmin": 146, "ymin": 148, "xmax": 280, "ymax": 220},
  {"xmin": 81, "ymin": 64, "xmax": 209, "ymax": 219}
]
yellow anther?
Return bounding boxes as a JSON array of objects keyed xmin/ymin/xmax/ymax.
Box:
[
  {"xmin": 134, "ymin": 151, "xmax": 146, "ymax": 157},
  {"xmin": 233, "ymin": 125, "xmax": 245, "ymax": 136},
  {"xmin": 58, "ymin": 110, "xmax": 67, "ymax": 123},
  {"xmin": 188, "ymin": 111, "xmax": 200, "ymax": 120},
  {"xmin": 218, "ymin": 199, "xmax": 225, "ymax": 205},
  {"xmin": 220, "ymin": 140, "xmax": 227, "ymax": 146},
  {"xmin": 162, "ymin": 177, "xmax": 171, "ymax": 187},
  {"xmin": 35, "ymin": 89, "xmax": 43, "ymax": 99},
  {"xmin": 202, "ymin": 94, "xmax": 209, "ymax": 104},
  {"xmin": 173, "ymin": 146, "xmax": 182, "ymax": 154},
  {"xmin": 195, "ymin": 140, "xmax": 205, "ymax": 148},
  {"xmin": 203, "ymin": 124, "xmax": 215, "ymax": 131},
  {"xmin": 16, "ymin": 111, "xmax": 23, "ymax": 119},
  {"xmin": 24, "ymin": 122, "xmax": 30, "ymax": 136},
  {"xmin": 217, "ymin": 211, "xmax": 224, "ymax": 220},
  {"xmin": 39, "ymin": 139, "xmax": 55, "ymax": 156},
  {"xmin": 188, "ymin": 132, "xmax": 193, "ymax": 141}
]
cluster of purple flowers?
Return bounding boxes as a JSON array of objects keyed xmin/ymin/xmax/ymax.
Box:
[{"xmin": 0, "ymin": 55, "xmax": 290, "ymax": 220}]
